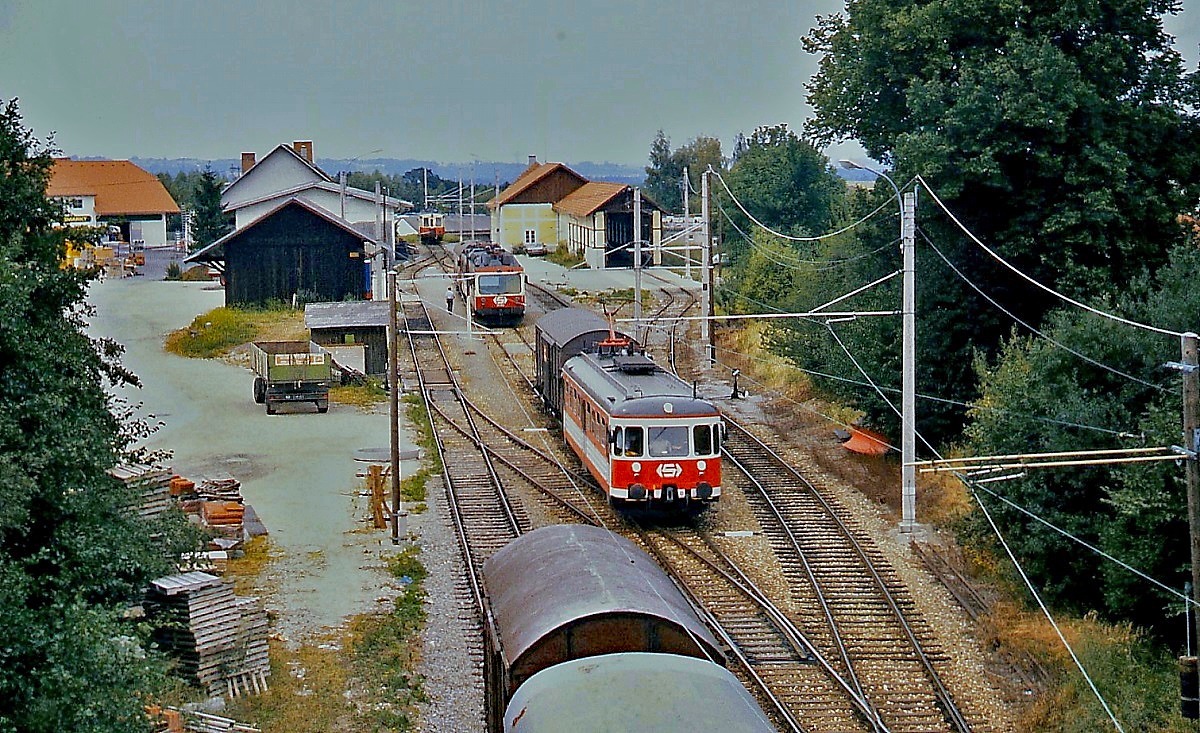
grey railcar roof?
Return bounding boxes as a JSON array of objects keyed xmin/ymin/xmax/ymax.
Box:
[
  {"xmin": 482, "ymin": 525, "xmax": 721, "ymax": 669},
  {"xmin": 534, "ymin": 307, "xmax": 634, "ymax": 348},
  {"xmin": 504, "ymin": 653, "xmax": 777, "ymax": 733},
  {"xmin": 563, "ymin": 351, "xmax": 719, "ymax": 417}
]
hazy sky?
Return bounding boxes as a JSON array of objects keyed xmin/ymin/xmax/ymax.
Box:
[{"xmin": 1, "ymin": 1, "xmax": 1196, "ymax": 167}]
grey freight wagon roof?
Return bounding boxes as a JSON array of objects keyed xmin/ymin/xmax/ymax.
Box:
[
  {"xmin": 304, "ymin": 300, "xmax": 391, "ymax": 330},
  {"xmin": 504, "ymin": 653, "xmax": 777, "ymax": 733},
  {"xmin": 534, "ymin": 307, "xmax": 631, "ymax": 348},
  {"xmin": 482, "ymin": 524, "xmax": 721, "ymax": 669}
]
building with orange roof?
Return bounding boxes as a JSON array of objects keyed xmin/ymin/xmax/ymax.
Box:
[
  {"xmin": 489, "ymin": 156, "xmax": 661, "ymax": 269},
  {"xmin": 47, "ymin": 158, "xmax": 180, "ymax": 247}
]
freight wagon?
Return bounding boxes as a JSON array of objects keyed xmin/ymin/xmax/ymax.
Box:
[{"xmin": 249, "ymin": 341, "xmax": 332, "ymax": 414}]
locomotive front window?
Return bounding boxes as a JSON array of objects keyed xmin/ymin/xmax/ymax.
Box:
[
  {"xmin": 477, "ymin": 274, "xmax": 523, "ymax": 295},
  {"xmin": 647, "ymin": 426, "xmax": 689, "ymax": 458},
  {"xmin": 693, "ymin": 424, "xmax": 713, "ymax": 456},
  {"xmin": 620, "ymin": 426, "xmax": 643, "ymax": 456}
]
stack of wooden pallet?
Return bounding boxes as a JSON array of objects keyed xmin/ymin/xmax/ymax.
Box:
[
  {"xmin": 145, "ymin": 572, "xmax": 271, "ymax": 697},
  {"xmin": 110, "ymin": 464, "xmax": 173, "ymax": 519},
  {"xmin": 195, "ymin": 475, "xmax": 243, "ymax": 503}
]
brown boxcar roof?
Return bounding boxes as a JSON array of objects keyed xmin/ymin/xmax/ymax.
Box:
[
  {"xmin": 482, "ymin": 524, "xmax": 722, "ymax": 669},
  {"xmin": 48, "ymin": 159, "xmax": 180, "ymax": 216},
  {"xmin": 553, "ymin": 181, "xmax": 628, "ymax": 218}
]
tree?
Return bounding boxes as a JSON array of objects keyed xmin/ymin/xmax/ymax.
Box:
[
  {"xmin": 802, "ymin": 0, "xmax": 1200, "ymax": 441},
  {"xmin": 189, "ymin": 167, "xmax": 231, "ymax": 251},
  {"xmin": 0, "ymin": 98, "xmax": 196, "ymax": 732},
  {"xmin": 643, "ymin": 130, "xmax": 683, "ymax": 212},
  {"xmin": 721, "ymin": 124, "xmax": 844, "ymax": 239},
  {"xmin": 964, "ymin": 243, "xmax": 1200, "ymax": 632},
  {"xmin": 643, "ymin": 131, "xmax": 726, "ymax": 214}
]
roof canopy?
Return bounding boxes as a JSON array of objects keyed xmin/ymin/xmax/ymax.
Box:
[{"xmin": 48, "ymin": 159, "xmax": 180, "ymax": 216}]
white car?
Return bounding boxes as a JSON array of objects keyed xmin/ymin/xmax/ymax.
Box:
[{"xmin": 524, "ymin": 242, "xmax": 548, "ymax": 256}]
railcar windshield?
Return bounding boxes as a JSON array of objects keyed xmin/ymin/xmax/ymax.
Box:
[
  {"xmin": 693, "ymin": 422, "xmax": 722, "ymax": 456},
  {"xmin": 477, "ymin": 273, "xmax": 523, "ymax": 295},
  {"xmin": 613, "ymin": 426, "xmax": 643, "ymax": 456},
  {"xmin": 647, "ymin": 426, "xmax": 690, "ymax": 458}
]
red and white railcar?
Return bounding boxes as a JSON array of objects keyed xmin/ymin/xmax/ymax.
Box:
[
  {"xmin": 418, "ymin": 211, "xmax": 445, "ymax": 243},
  {"xmin": 561, "ymin": 336, "xmax": 722, "ymax": 508},
  {"xmin": 455, "ymin": 241, "xmax": 526, "ymax": 325}
]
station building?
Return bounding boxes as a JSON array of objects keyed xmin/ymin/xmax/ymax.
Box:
[{"xmin": 46, "ymin": 159, "xmax": 180, "ymax": 247}]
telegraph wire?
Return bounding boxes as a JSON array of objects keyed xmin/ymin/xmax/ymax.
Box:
[
  {"xmin": 916, "ymin": 175, "xmax": 1182, "ymax": 339},
  {"xmin": 919, "ymin": 230, "xmax": 1168, "ymax": 393},
  {"xmin": 717, "ymin": 201, "xmax": 897, "ymax": 270},
  {"xmin": 710, "ymin": 167, "xmax": 892, "ymax": 243}
]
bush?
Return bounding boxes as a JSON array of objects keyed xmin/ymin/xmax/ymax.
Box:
[{"xmin": 164, "ymin": 261, "xmax": 182, "ymax": 280}]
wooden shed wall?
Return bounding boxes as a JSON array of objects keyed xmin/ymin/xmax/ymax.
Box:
[
  {"xmin": 311, "ymin": 326, "xmax": 388, "ymax": 375},
  {"xmin": 225, "ymin": 206, "xmax": 367, "ymax": 306}
]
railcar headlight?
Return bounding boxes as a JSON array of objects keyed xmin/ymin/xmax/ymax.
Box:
[
  {"xmin": 631, "ymin": 462, "xmax": 642, "ymax": 474},
  {"xmin": 697, "ymin": 460, "xmax": 707, "ymax": 472}
]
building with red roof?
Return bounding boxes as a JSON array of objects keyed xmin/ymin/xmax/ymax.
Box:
[{"xmin": 47, "ymin": 159, "xmax": 180, "ymax": 247}]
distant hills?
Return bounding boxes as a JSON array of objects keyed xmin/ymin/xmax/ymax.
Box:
[
  {"xmin": 126, "ymin": 156, "xmax": 876, "ymax": 187},
  {"xmin": 128, "ymin": 156, "xmax": 647, "ymax": 187}
]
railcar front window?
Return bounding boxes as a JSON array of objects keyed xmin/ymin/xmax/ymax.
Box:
[
  {"xmin": 478, "ymin": 274, "xmax": 523, "ymax": 294},
  {"xmin": 621, "ymin": 426, "xmax": 643, "ymax": 456},
  {"xmin": 648, "ymin": 426, "xmax": 689, "ymax": 458},
  {"xmin": 713, "ymin": 422, "xmax": 722, "ymax": 453},
  {"xmin": 693, "ymin": 424, "xmax": 713, "ymax": 456}
]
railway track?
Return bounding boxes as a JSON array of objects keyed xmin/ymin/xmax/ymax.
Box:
[{"xmin": 722, "ymin": 418, "xmax": 976, "ymax": 733}]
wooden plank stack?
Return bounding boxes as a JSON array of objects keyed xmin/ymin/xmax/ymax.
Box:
[
  {"xmin": 110, "ymin": 463, "xmax": 173, "ymax": 519},
  {"xmin": 146, "ymin": 572, "xmax": 271, "ymax": 697}
]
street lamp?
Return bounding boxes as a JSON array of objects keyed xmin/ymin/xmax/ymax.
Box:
[{"xmin": 840, "ymin": 160, "xmax": 918, "ymax": 533}]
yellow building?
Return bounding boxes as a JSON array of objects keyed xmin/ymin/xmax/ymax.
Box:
[{"xmin": 489, "ymin": 157, "xmax": 662, "ymax": 269}]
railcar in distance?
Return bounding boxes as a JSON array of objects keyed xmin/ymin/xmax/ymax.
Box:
[
  {"xmin": 455, "ymin": 242, "xmax": 526, "ymax": 325},
  {"xmin": 417, "ymin": 211, "xmax": 445, "ymax": 243},
  {"xmin": 535, "ymin": 308, "xmax": 723, "ymax": 509}
]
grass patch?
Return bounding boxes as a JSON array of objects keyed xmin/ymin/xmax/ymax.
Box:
[
  {"xmin": 330, "ymin": 379, "xmax": 388, "ymax": 408},
  {"xmin": 546, "ymin": 246, "xmax": 583, "ymax": 268},
  {"xmin": 224, "ymin": 549, "xmax": 429, "ymax": 733},
  {"xmin": 396, "ymin": 394, "xmax": 440, "ymax": 512},
  {"xmin": 225, "ymin": 536, "xmax": 277, "ymax": 595},
  {"xmin": 179, "ymin": 265, "xmax": 213, "ymax": 282},
  {"xmin": 164, "ymin": 305, "xmax": 306, "ymax": 358}
]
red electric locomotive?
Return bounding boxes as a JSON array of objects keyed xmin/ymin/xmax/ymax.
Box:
[
  {"xmin": 559, "ymin": 331, "xmax": 722, "ymax": 508},
  {"xmin": 454, "ymin": 241, "xmax": 526, "ymax": 325}
]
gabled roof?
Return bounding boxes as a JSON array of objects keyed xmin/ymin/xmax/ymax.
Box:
[
  {"xmin": 186, "ymin": 196, "xmax": 374, "ymax": 264},
  {"xmin": 553, "ymin": 182, "xmax": 629, "ymax": 218},
  {"xmin": 224, "ymin": 180, "xmax": 411, "ymax": 212},
  {"xmin": 489, "ymin": 161, "xmax": 588, "ymax": 208},
  {"xmin": 47, "ymin": 159, "xmax": 180, "ymax": 216},
  {"xmin": 220, "ymin": 143, "xmax": 333, "ymax": 201}
]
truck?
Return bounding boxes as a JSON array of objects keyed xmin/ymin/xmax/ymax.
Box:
[{"xmin": 249, "ymin": 341, "xmax": 332, "ymax": 414}]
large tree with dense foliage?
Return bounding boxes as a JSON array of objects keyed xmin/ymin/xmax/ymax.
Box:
[
  {"xmin": 965, "ymin": 243, "xmax": 1200, "ymax": 634},
  {"xmin": 0, "ymin": 98, "xmax": 195, "ymax": 732},
  {"xmin": 796, "ymin": 0, "xmax": 1200, "ymax": 441},
  {"xmin": 643, "ymin": 131, "xmax": 726, "ymax": 213}
]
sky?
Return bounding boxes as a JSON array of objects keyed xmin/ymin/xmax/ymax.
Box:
[{"xmin": 1, "ymin": 1, "xmax": 1196, "ymax": 168}]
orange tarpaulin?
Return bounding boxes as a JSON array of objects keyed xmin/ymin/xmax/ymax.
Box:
[{"xmin": 842, "ymin": 427, "xmax": 890, "ymax": 456}]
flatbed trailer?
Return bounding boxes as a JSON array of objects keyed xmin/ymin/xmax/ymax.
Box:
[{"xmin": 249, "ymin": 341, "xmax": 332, "ymax": 414}]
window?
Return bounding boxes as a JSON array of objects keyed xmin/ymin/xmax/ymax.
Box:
[
  {"xmin": 693, "ymin": 424, "xmax": 712, "ymax": 456},
  {"xmin": 621, "ymin": 426, "xmax": 644, "ymax": 457},
  {"xmin": 525, "ymin": 229, "xmax": 537, "ymax": 244},
  {"xmin": 477, "ymin": 274, "xmax": 523, "ymax": 294},
  {"xmin": 713, "ymin": 422, "xmax": 722, "ymax": 454},
  {"xmin": 647, "ymin": 426, "xmax": 689, "ymax": 458},
  {"xmin": 611, "ymin": 427, "xmax": 623, "ymax": 456}
]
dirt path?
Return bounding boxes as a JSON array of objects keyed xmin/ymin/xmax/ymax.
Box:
[{"xmin": 87, "ymin": 267, "xmax": 420, "ymax": 641}]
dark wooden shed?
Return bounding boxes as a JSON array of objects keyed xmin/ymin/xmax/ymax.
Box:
[
  {"xmin": 304, "ymin": 301, "xmax": 390, "ymax": 375},
  {"xmin": 186, "ymin": 197, "xmax": 374, "ymax": 306}
]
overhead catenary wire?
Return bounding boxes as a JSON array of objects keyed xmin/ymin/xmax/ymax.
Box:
[
  {"xmin": 920, "ymin": 230, "xmax": 1167, "ymax": 393},
  {"xmin": 712, "ymin": 168, "xmax": 899, "ymax": 243},
  {"xmin": 916, "ymin": 174, "xmax": 1182, "ymax": 339},
  {"xmin": 716, "ymin": 200, "xmax": 898, "ymax": 270}
]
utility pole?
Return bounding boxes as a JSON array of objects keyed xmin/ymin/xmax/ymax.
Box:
[
  {"xmin": 900, "ymin": 190, "xmax": 918, "ymax": 532},
  {"xmin": 1184, "ymin": 332, "xmax": 1200, "ymax": 646},
  {"xmin": 388, "ymin": 270, "xmax": 405, "ymax": 544},
  {"xmin": 634, "ymin": 187, "xmax": 642, "ymax": 337},
  {"xmin": 701, "ymin": 167, "xmax": 713, "ymax": 366},
  {"xmin": 683, "ymin": 166, "xmax": 691, "ymax": 279}
]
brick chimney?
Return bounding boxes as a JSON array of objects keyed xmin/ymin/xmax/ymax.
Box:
[
  {"xmin": 293, "ymin": 140, "xmax": 314, "ymax": 164},
  {"xmin": 240, "ymin": 152, "xmax": 256, "ymax": 174}
]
